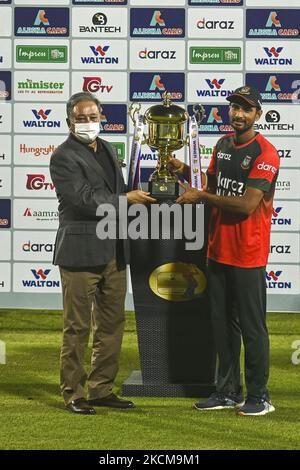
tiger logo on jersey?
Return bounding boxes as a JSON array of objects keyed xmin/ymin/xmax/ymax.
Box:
[{"xmin": 241, "ymin": 155, "xmax": 252, "ymax": 170}]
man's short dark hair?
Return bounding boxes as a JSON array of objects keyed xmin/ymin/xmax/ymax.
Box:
[{"xmin": 66, "ymin": 92, "xmax": 102, "ymax": 119}]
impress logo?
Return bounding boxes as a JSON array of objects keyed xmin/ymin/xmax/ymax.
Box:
[
  {"xmin": 16, "ymin": 45, "xmax": 68, "ymax": 63},
  {"xmin": 130, "ymin": 8, "xmax": 185, "ymax": 38},
  {"xmin": 190, "ymin": 47, "xmax": 241, "ymax": 65},
  {"xmin": 23, "ymin": 109, "xmax": 60, "ymax": 128},
  {"xmin": 26, "ymin": 174, "xmax": 55, "ymax": 191},
  {"xmin": 247, "ymin": 9, "xmax": 300, "ymax": 39},
  {"xmin": 130, "ymin": 72, "xmax": 184, "ymax": 101},
  {"xmin": 15, "ymin": 7, "xmax": 69, "ymax": 37}
]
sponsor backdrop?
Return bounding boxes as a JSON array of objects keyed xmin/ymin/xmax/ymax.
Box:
[{"xmin": 0, "ymin": 0, "xmax": 299, "ymax": 312}]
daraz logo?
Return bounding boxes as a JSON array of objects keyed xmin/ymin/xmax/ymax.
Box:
[
  {"xmin": 150, "ymin": 11, "xmax": 165, "ymax": 27},
  {"xmin": 266, "ymin": 12, "xmax": 281, "ymax": 28},
  {"xmin": 149, "ymin": 75, "xmax": 165, "ymax": 91}
]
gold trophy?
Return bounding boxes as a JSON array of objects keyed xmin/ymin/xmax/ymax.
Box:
[{"xmin": 129, "ymin": 92, "xmax": 205, "ymax": 201}]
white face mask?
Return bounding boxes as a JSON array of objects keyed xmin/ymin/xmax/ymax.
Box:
[{"xmin": 73, "ymin": 122, "xmax": 100, "ymax": 143}]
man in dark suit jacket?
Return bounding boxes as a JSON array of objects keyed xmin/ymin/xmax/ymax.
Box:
[{"xmin": 50, "ymin": 92, "xmax": 154, "ymax": 414}]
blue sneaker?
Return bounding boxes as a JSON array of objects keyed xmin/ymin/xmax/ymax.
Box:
[
  {"xmin": 238, "ymin": 394, "xmax": 275, "ymax": 416},
  {"xmin": 194, "ymin": 392, "xmax": 244, "ymax": 411}
]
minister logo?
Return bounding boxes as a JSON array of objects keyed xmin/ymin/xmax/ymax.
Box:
[
  {"xmin": 15, "ymin": 8, "xmax": 69, "ymax": 37},
  {"xmin": 246, "ymin": 9, "xmax": 300, "ymax": 39},
  {"xmin": 246, "ymin": 73, "xmax": 300, "ymax": 103},
  {"xmin": 130, "ymin": 73, "xmax": 184, "ymax": 101},
  {"xmin": 130, "ymin": 8, "xmax": 185, "ymax": 38}
]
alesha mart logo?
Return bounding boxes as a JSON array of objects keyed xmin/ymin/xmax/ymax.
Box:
[
  {"xmin": 266, "ymin": 75, "xmax": 280, "ymax": 92},
  {"xmin": 21, "ymin": 269, "xmax": 60, "ymax": 288},
  {"xmin": 255, "ymin": 47, "xmax": 292, "ymax": 66},
  {"xmin": 150, "ymin": 11, "xmax": 165, "ymax": 27},
  {"xmin": 15, "ymin": 8, "xmax": 68, "ymax": 36},
  {"xmin": 34, "ymin": 10, "xmax": 49, "ymax": 26},
  {"xmin": 150, "ymin": 74, "xmax": 165, "ymax": 91},
  {"xmin": 266, "ymin": 11, "xmax": 281, "ymax": 28},
  {"xmin": 16, "ymin": 45, "xmax": 67, "ymax": 63},
  {"xmin": 207, "ymin": 107, "xmax": 223, "ymax": 124},
  {"xmin": 82, "ymin": 76, "xmax": 113, "ymax": 94},
  {"xmin": 23, "ymin": 109, "xmax": 60, "ymax": 128}
]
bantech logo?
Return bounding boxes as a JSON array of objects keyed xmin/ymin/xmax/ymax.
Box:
[
  {"xmin": 0, "ymin": 72, "xmax": 11, "ymax": 101},
  {"xmin": 23, "ymin": 109, "xmax": 60, "ymax": 128},
  {"xmin": 79, "ymin": 12, "xmax": 121, "ymax": 34},
  {"xmin": 246, "ymin": 9, "xmax": 300, "ymax": 38},
  {"xmin": 246, "ymin": 73, "xmax": 300, "ymax": 103},
  {"xmin": 130, "ymin": 73, "xmax": 184, "ymax": 101},
  {"xmin": 130, "ymin": 8, "xmax": 185, "ymax": 37},
  {"xmin": 15, "ymin": 8, "xmax": 69, "ymax": 37},
  {"xmin": 100, "ymin": 104, "xmax": 127, "ymax": 134},
  {"xmin": 255, "ymin": 109, "xmax": 295, "ymax": 132}
]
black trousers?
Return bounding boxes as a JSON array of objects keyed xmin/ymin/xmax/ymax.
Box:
[{"xmin": 207, "ymin": 259, "xmax": 269, "ymax": 398}]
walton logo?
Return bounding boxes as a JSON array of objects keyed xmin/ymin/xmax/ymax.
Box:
[
  {"xmin": 82, "ymin": 77, "xmax": 113, "ymax": 94},
  {"xmin": 272, "ymin": 207, "xmax": 292, "ymax": 226},
  {"xmin": 197, "ymin": 78, "xmax": 233, "ymax": 98},
  {"xmin": 26, "ymin": 174, "xmax": 55, "ymax": 191},
  {"xmin": 149, "ymin": 75, "xmax": 165, "ymax": 91},
  {"xmin": 255, "ymin": 47, "xmax": 292, "ymax": 66},
  {"xmin": 34, "ymin": 10, "xmax": 49, "ymax": 26},
  {"xmin": 150, "ymin": 11, "xmax": 165, "ymax": 27},
  {"xmin": 266, "ymin": 12, "xmax": 281, "ymax": 28},
  {"xmin": 23, "ymin": 109, "xmax": 60, "ymax": 128},
  {"xmin": 266, "ymin": 76, "xmax": 280, "ymax": 92},
  {"xmin": 207, "ymin": 108, "xmax": 222, "ymax": 124},
  {"xmin": 80, "ymin": 45, "xmax": 118, "ymax": 65},
  {"xmin": 21, "ymin": 269, "xmax": 60, "ymax": 288},
  {"xmin": 266, "ymin": 270, "xmax": 292, "ymax": 289},
  {"xmin": 206, "ymin": 79, "xmax": 225, "ymax": 90}
]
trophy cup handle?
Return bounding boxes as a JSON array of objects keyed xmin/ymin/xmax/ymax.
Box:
[
  {"xmin": 128, "ymin": 102, "xmax": 148, "ymax": 144},
  {"xmin": 192, "ymin": 104, "xmax": 206, "ymax": 125}
]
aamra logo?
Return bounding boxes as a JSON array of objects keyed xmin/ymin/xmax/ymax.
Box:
[
  {"xmin": 24, "ymin": 208, "xmax": 32, "ymax": 216},
  {"xmin": 266, "ymin": 76, "xmax": 280, "ymax": 92},
  {"xmin": 150, "ymin": 11, "xmax": 165, "ymax": 27},
  {"xmin": 22, "ymin": 109, "xmax": 61, "ymax": 128},
  {"xmin": 150, "ymin": 75, "xmax": 165, "ymax": 91},
  {"xmin": 207, "ymin": 108, "xmax": 222, "ymax": 124},
  {"xmin": 82, "ymin": 77, "xmax": 113, "ymax": 94},
  {"xmin": 34, "ymin": 10, "xmax": 49, "ymax": 26},
  {"xmin": 266, "ymin": 12, "xmax": 281, "ymax": 28}
]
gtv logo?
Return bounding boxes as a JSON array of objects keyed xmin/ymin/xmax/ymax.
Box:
[{"xmin": 266, "ymin": 270, "xmax": 292, "ymax": 289}]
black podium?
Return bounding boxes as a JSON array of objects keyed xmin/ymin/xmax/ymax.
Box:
[{"xmin": 121, "ymin": 204, "xmax": 217, "ymax": 397}]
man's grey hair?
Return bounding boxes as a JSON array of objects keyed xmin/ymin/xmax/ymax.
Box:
[{"xmin": 66, "ymin": 92, "xmax": 102, "ymax": 119}]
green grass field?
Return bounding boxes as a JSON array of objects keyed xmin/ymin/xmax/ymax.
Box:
[{"xmin": 0, "ymin": 309, "xmax": 299, "ymax": 450}]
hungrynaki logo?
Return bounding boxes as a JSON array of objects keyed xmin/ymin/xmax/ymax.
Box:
[
  {"xmin": 23, "ymin": 109, "xmax": 60, "ymax": 128},
  {"xmin": 81, "ymin": 45, "xmax": 119, "ymax": 65},
  {"xmin": 246, "ymin": 9, "xmax": 300, "ymax": 39},
  {"xmin": 14, "ymin": 8, "xmax": 69, "ymax": 37},
  {"xmin": 82, "ymin": 76, "xmax": 113, "ymax": 94},
  {"xmin": 130, "ymin": 8, "xmax": 185, "ymax": 38},
  {"xmin": 190, "ymin": 105, "xmax": 233, "ymax": 134},
  {"xmin": 188, "ymin": 1, "xmax": 243, "ymax": 4},
  {"xmin": 130, "ymin": 72, "xmax": 184, "ymax": 101},
  {"xmin": 26, "ymin": 174, "xmax": 55, "ymax": 191},
  {"xmin": 99, "ymin": 104, "xmax": 127, "ymax": 134},
  {"xmin": 19, "ymin": 143, "xmax": 57, "ymax": 158},
  {"xmin": 245, "ymin": 73, "xmax": 300, "ymax": 103}
]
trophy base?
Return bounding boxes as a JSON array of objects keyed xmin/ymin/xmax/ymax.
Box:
[{"xmin": 149, "ymin": 180, "xmax": 179, "ymax": 202}]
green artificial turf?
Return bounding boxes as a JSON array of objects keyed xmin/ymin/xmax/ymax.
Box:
[{"xmin": 0, "ymin": 309, "xmax": 299, "ymax": 450}]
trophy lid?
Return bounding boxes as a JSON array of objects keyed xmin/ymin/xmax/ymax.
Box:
[{"xmin": 144, "ymin": 92, "xmax": 189, "ymax": 124}]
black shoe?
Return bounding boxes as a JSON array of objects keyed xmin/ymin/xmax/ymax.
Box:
[
  {"xmin": 88, "ymin": 393, "xmax": 134, "ymax": 409},
  {"xmin": 194, "ymin": 392, "xmax": 245, "ymax": 411},
  {"xmin": 65, "ymin": 398, "xmax": 96, "ymax": 415}
]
